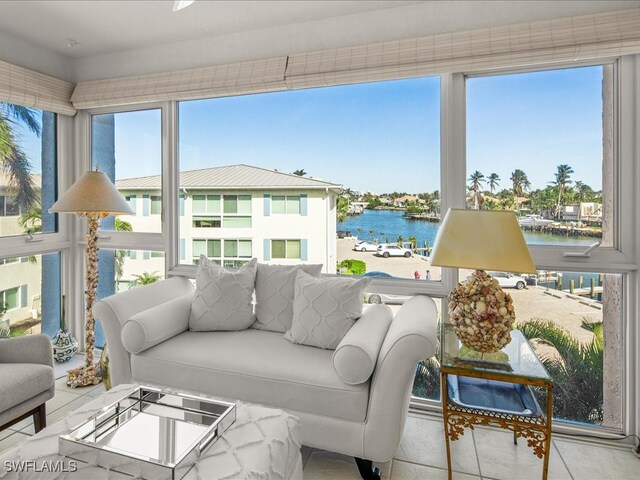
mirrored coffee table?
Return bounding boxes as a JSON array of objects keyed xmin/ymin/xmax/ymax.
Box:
[{"xmin": 440, "ymin": 326, "xmax": 553, "ymax": 480}]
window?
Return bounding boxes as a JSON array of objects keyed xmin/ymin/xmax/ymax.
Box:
[
  {"xmin": 272, "ymin": 195, "xmax": 301, "ymax": 214},
  {"xmin": 192, "ymin": 239, "xmax": 252, "ymax": 266},
  {"xmin": 193, "ymin": 216, "xmax": 221, "ymax": 228},
  {"xmin": 466, "ymin": 65, "xmax": 612, "ymax": 246},
  {"xmin": 0, "ymin": 103, "xmax": 57, "ymax": 238},
  {"xmin": 272, "ymin": 240, "xmax": 301, "ymax": 259},
  {"xmin": 91, "ymin": 108, "xmax": 162, "ymax": 233},
  {"xmin": 0, "ymin": 253, "xmax": 61, "ymax": 338}
]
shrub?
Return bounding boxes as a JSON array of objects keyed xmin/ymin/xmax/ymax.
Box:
[{"xmin": 337, "ymin": 259, "xmax": 366, "ymax": 276}]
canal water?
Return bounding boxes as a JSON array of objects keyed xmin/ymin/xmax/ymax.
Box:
[{"xmin": 338, "ymin": 209, "xmax": 596, "ymax": 247}]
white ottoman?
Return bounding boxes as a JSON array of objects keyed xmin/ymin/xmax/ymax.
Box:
[{"xmin": 0, "ymin": 384, "xmax": 303, "ymax": 480}]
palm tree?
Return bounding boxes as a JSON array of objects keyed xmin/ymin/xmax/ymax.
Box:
[
  {"xmin": 18, "ymin": 202, "xmax": 42, "ymax": 234},
  {"xmin": 292, "ymin": 169, "xmax": 307, "ymax": 176},
  {"xmin": 550, "ymin": 164, "xmax": 574, "ymax": 220},
  {"xmin": 128, "ymin": 271, "xmax": 162, "ymax": 289},
  {"xmin": 0, "ymin": 103, "xmax": 40, "ymax": 211},
  {"xmin": 517, "ymin": 319, "xmax": 603, "ymax": 423},
  {"xmin": 488, "ymin": 173, "xmax": 500, "ymax": 193},
  {"xmin": 467, "ymin": 170, "xmax": 485, "ymax": 209},
  {"xmin": 336, "ymin": 196, "xmax": 349, "ymax": 223},
  {"xmin": 510, "ymin": 169, "xmax": 530, "ymax": 214}
]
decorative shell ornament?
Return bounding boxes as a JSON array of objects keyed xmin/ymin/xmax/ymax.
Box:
[{"xmin": 448, "ymin": 270, "xmax": 516, "ymax": 353}]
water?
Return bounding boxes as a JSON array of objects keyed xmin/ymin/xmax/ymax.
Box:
[{"xmin": 338, "ymin": 209, "xmax": 595, "ymax": 247}]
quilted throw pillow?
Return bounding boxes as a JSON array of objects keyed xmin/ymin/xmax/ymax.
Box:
[
  {"xmin": 253, "ymin": 263, "xmax": 323, "ymax": 333},
  {"xmin": 189, "ymin": 256, "xmax": 258, "ymax": 331},
  {"xmin": 285, "ymin": 271, "xmax": 372, "ymax": 350}
]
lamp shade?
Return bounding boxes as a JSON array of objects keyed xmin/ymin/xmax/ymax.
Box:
[
  {"xmin": 430, "ymin": 209, "xmax": 536, "ymax": 274},
  {"xmin": 49, "ymin": 170, "xmax": 133, "ymax": 215}
]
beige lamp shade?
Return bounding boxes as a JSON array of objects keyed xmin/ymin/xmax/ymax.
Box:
[
  {"xmin": 430, "ymin": 209, "xmax": 536, "ymax": 274},
  {"xmin": 49, "ymin": 170, "xmax": 133, "ymax": 215}
]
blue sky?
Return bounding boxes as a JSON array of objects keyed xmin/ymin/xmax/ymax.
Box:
[{"xmin": 16, "ymin": 65, "xmax": 603, "ymax": 194}]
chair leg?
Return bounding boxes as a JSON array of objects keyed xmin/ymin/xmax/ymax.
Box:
[
  {"xmin": 33, "ymin": 404, "xmax": 46, "ymax": 433},
  {"xmin": 354, "ymin": 458, "xmax": 381, "ymax": 480}
]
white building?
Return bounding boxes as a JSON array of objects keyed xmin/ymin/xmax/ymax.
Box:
[{"xmin": 116, "ymin": 164, "xmax": 341, "ymax": 276}]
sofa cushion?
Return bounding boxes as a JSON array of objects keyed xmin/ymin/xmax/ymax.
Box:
[
  {"xmin": 285, "ymin": 271, "xmax": 372, "ymax": 350},
  {"xmin": 0, "ymin": 363, "xmax": 54, "ymax": 413},
  {"xmin": 189, "ymin": 256, "xmax": 257, "ymax": 331},
  {"xmin": 122, "ymin": 293, "xmax": 193, "ymax": 354},
  {"xmin": 131, "ymin": 329, "xmax": 369, "ymax": 422},
  {"xmin": 253, "ymin": 263, "xmax": 323, "ymax": 333},
  {"xmin": 333, "ymin": 304, "xmax": 393, "ymax": 385}
]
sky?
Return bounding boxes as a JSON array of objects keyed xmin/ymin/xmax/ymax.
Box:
[{"xmin": 14, "ymin": 65, "xmax": 604, "ymax": 194}]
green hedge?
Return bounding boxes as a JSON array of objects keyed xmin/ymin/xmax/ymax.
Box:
[{"xmin": 337, "ymin": 259, "xmax": 367, "ymax": 276}]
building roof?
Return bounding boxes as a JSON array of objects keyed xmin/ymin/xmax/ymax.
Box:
[{"xmin": 115, "ymin": 164, "xmax": 341, "ymax": 191}]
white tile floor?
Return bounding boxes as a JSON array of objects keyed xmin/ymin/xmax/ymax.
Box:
[{"xmin": 1, "ymin": 373, "xmax": 639, "ymax": 479}]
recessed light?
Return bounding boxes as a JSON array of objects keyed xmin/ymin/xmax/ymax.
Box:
[
  {"xmin": 173, "ymin": 0, "xmax": 195, "ymax": 12},
  {"xmin": 66, "ymin": 39, "xmax": 80, "ymax": 48}
]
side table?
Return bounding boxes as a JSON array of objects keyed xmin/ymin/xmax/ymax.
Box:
[{"xmin": 440, "ymin": 327, "xmax": 553, "ymax": 480}]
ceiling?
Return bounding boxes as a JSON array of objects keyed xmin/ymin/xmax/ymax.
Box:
[{"xmin": 0, "ymin": 1, "xmax": 638, "ymax": 58}]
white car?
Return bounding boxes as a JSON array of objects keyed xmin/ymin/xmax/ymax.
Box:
[
  {"xmin": 375, "ymin": 245, "xmax": 412, "ymax": 258},
  {"xmin": 353, "ymin": 241, "xmax": 379, "ymax": 252},
  {"xmin": 488, "ymin": 271, "xmax": 527, "ymax": 289}
]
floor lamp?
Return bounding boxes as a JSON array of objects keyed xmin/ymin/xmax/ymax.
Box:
[{"xmin": 50, "ymin": 169, "xmax": 133, "ymax": 388}]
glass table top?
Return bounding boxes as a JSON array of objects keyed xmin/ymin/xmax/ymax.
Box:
[{"xmin": 440, "ymin": 325, "xmax": 551, "ymax": 383}]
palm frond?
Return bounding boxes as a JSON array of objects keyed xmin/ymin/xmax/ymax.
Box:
[{"xmin": 2, "ymin": 103, "xmax": 41, "ymax": 136}]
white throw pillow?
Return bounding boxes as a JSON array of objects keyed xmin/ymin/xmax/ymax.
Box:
[
  {"xmin": 285, "ymin": 271, "xmax": 372, "ymax": 350},
  {"xmin": 189, "ymin": 256, "xmax": 258, "ymax": 331},
  {"xmin": 253, "ymin": 263, "xmax": 323, "ymax": 333}
]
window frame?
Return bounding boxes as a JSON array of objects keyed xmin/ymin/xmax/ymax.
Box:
[{"xmin": 77, "ymin": 56, "xmax": 639, "ymax": 439}]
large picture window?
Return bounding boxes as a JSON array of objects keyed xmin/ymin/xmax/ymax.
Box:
[{"xmin": 178, "ymin": 77, "xmax": 441, "ymax": 275}]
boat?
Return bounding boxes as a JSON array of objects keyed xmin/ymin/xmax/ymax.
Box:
[{"xmin": 518, "ymin": 215, "xmax": 555, "ymax": 227}]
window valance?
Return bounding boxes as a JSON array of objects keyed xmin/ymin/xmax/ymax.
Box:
[
  {"xmin": 71, "ymin": 7, "xmax": 640, "ymax": 109},
  {"xmin": 0, "ymin": 59, "xmax": 76, "ymax": 116}
]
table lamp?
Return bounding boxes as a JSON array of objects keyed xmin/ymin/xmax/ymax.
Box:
[
  {"xmin": 50, "ymin": 169, "xmax": 133, "ymax": 387},
  {"xmin": 430, "ymin": 209, "xmax": 536, "ymax": 352}
]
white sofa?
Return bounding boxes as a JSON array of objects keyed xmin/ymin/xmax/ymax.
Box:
[{"xmin": 95, "ymin": 277, "xmax": 437, "ymax": 477}]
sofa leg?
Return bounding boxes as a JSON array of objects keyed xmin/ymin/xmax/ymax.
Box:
[
  {"xmin": 354, "ymin": 458, "xmax": 381, "ymax": 480},
  {"xmin": 33, "ymin": 404, "xmax": 46, "ymax": 433}
]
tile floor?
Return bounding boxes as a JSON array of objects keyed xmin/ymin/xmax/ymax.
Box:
[{"xmin": 1, "ymin": 373, "xmax": 638, "ymax": 479}]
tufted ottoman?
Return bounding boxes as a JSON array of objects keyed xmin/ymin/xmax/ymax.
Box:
[{"xmin": 0, "ymin": 384, "xmax": 303, "ymax": 480}]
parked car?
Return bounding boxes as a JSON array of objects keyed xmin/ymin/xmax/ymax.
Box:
[
  {"xmin": 375, "ymin": 245, "xmax": 412, "ymax": 258},
  {"xmin": 488, "ymin": 271, "xmax": 527, "ymax": 289},
  {"xmin": 337, "ymin": 230, "xmax": 352, "ymax": 239},
  {"xmin": 353, "ymin": 241, "xmax": 379, "ymax": 252},
  {"xmin": 362, "ymin": 271, "xmax": 411, "ymax": 304}
]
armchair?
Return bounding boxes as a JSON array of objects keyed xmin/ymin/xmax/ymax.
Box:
[{"xmin": 0, "ymin": 334, "xmax": 55, "ymax": 433}]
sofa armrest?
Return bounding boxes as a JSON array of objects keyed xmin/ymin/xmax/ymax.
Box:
[
  {"xmin": 0, "ymin": 334, "xmax": 54, "ymax": 368},
  {"xmin": 332, "ymin": 304, "xmax": 393, "ymax": 385},
  {"xmin": 93, "ymin": 277, "xmax": 194, "ymax": 386},
  {"xmin": 122, "ymin": 293, "xmax": 192, "ymax": 354},
  {"xmin": 363, "ymin": 295, "xmax": 438, "ymax": 461}
]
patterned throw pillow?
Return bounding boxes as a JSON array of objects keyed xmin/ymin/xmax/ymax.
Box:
[
  {"xmin": 189, "ymin": 256, "xmax": 258, "ymax": 331},
  {"xmin": 253, "ymin": 263, "xmax": 324, "ymax": 333},
  {"xmin": 285, "ymin": 271, "xmax": 372, "ymax": 350}
]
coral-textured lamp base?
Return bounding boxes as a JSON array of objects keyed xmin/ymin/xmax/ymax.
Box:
[{"xmin": 67, "ymin": 364, "xmax": 101, "ymax": 388}]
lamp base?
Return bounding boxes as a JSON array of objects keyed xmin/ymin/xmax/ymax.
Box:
[{"xmin": 66, "ymin": 363, "xmax": 102, "ymax": 388}]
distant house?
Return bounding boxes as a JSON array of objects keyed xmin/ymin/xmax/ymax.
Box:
[
  {"xmin": 115, "ymin": 164, "xmax": 341, "ymax": 277},
  {"xmin": 393, "ymin": 195, "xmax": 420, "ymax": 208},
  {"xmin": 562, "ymin": 202, "xmax": 603, "ymax": 223}
]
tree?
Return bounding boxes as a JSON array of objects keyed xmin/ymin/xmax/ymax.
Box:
[
  {"xmin": 292, "ymin": 169, "xmax": 307, "ymax": 176},
  {"xmin": 550, "ymin": 164, "xmax": 574, "ymax": 220},
  {"xmin": 510, "ymin": 169, "xmax": 530, "ymax": 214},
  {"xmin": 18, "ymin": 202, "xmax": 42, "ymax": 234},
  {"xmin": 488, "ymin": 173, "xmax": 500, "ymax": 193},
  {"xmin": 114, "ymin": 218, "xmax": 133, "ymax": 280},
  {"xmin": 467, "ymin": 170, "xmax": 485, "ymax": 209},
  {"xmin": 128, "ymin": 271, "xmax": 162, "ymax": 288},
  {"xmin": 518, "ymin": 319, "xmax": 603, "ymax": 424},
  {"xmin": 0, "ymin": 103, "xmax": 40, "ymax": 211},
  {"xmin": 337, "ymin": 196, "xmax": 349, "ymax": 223}
]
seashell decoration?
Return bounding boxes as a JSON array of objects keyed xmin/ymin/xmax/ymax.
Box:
[{"xmin": 448, "ymin": 270, "xmax": 515, "ymax": 353}]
